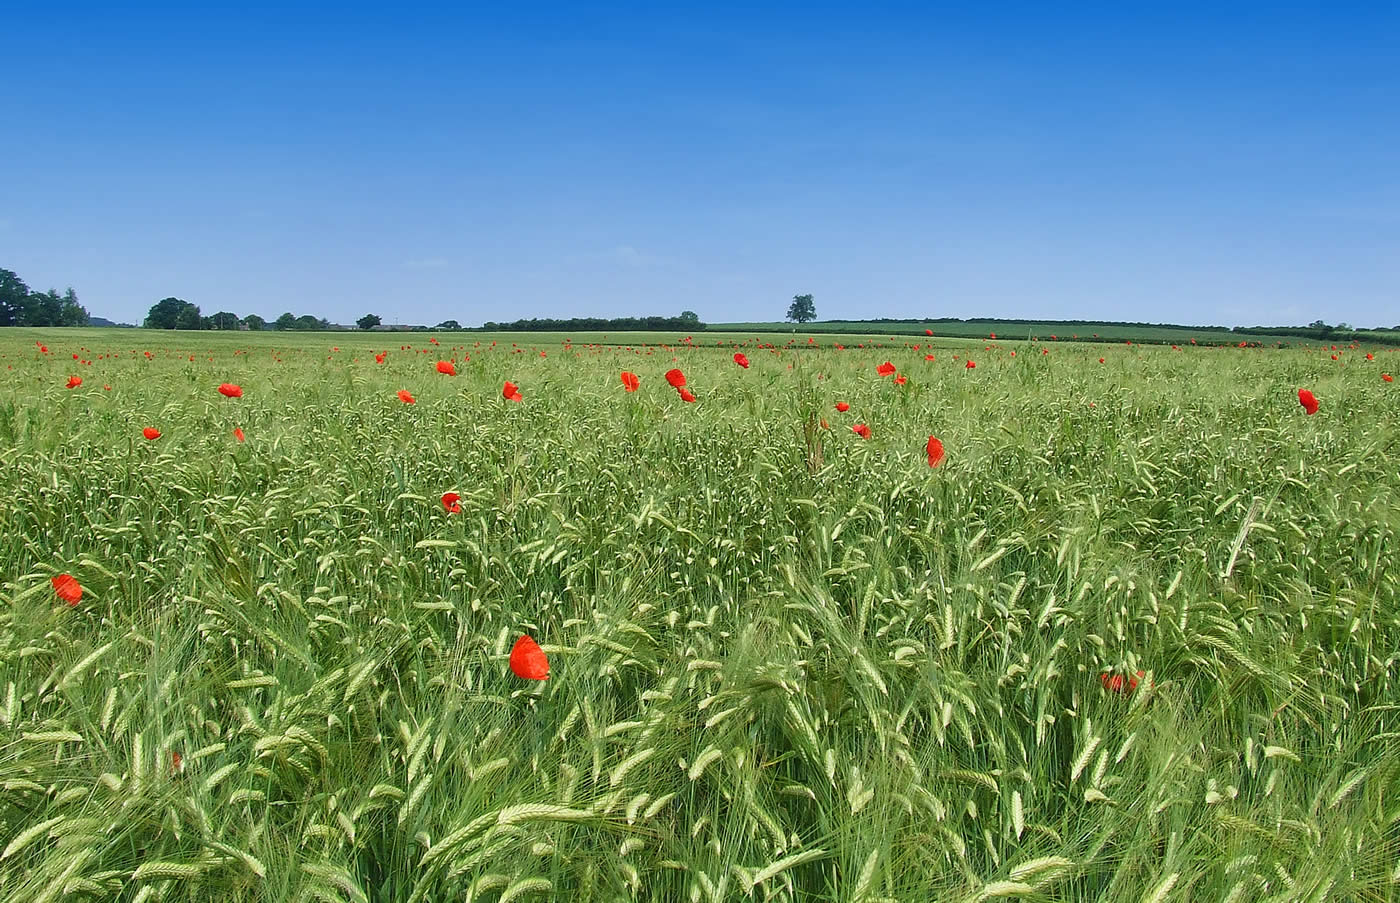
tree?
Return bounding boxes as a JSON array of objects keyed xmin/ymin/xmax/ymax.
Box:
[
  {"xmin": 0, "ymin": 269, "xmax": 29, "ymax": 327},
  {"xmin": 242, "ymin": 314, "xmax": 266, "ymax": 331},
  {"xmin": 679, "ymin": 310, "xmax": 700, "ymax": 324},
  {"xmin": 274, "ymin": 312, "xmax": 297, "ymax": 331},
  {"xmin": 787, "ymin": 294, "xmax": 816, "ymax": 324},
  {"xmin": 294, "ymin": 314, "xmax": 324, "ymax": 330},
  {"xmin": 29, "ymin": 289, "xmax": 64, "ymax": 326},
  {"xmin": 435, "ymin": 319, "xmax": 460, "ymax": 330},
  {"xmin": 207, "ymin": 311, "xmax": 240, "ymax": 330},
  {"xmin": 357, "ymin": 313, "xmax": 382, "ymax": 330},
  {"xmin": 145, "ymin": 297, "xmax": 201, "ymax": 330},
  {"xmin": 59, "ymin": 288, "xmax": 88, "ymax": 326}
]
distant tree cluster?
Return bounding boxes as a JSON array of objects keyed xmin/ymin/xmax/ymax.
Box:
[
  {"xmin": 0, "ymin": 267, "xmax": 90, "ymax": 327},
  {"xmin": 479, "ymin": 313, "xmax": 705, "ymax": 332},
  {"xmin": 144, "ymin": 298, "xmax": 334, "ymax": 331}
]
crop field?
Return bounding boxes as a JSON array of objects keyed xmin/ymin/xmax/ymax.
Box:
[{"xmin": 0, "ymin": 327, "xmax": 1397, "ymax": 902}]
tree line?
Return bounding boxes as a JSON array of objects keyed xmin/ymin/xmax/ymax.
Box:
[
  {"xmin": 143, "ymin": 297, "xmax": 330, "ymax": 331},
  {"xmin": 478, "ymin": 313, "xmax": 704, "ymax": 332},
  {"xmin": 0, "ymin": 267, "xmax": 90, "ymax": 327}
]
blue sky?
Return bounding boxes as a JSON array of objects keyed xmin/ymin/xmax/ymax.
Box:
[{"xmin": 3, "ymin": 3, "xmax": 1396, "ymax": 327}]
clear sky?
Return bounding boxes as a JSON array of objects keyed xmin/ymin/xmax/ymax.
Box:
[{"xmin": 3, "ymin": 3, "xmax": 1396, "ymax": 328}]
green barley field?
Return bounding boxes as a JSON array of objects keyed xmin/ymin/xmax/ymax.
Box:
[{"xmin": 1, "ymin": 327, "xmax": 1397, "ymax": 902}]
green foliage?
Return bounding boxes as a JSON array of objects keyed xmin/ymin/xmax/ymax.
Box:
[
  {"xmin": 145, "ymin": 297, "xmax": 202, "ymax": 330},
  {"xmin": 241, "ymin": 314, "xmax": 266, "ymax": 331},
  {"xmin": 480, "ymin": 315, "xmax": 705, "ymax": 332},
  {"xmin": 358, "ymin": 314, "xmax": 383, "ymax": 330},
  {"xmin": 0, "ymin": 329, "xmax": 1395, "ymax": 901},
  {"xmin": 787, "ymin": 294, "xmax": 816, "ymax": 324},
  {"xmin": 0, "ymin": 268, "xmax": 89, "ymax": 327}
]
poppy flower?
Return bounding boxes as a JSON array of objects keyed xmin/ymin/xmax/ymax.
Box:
[
  {"xmin": 1099, "ymin": 358, "xmax": 1105, "ymax": 364},
  {"xmin": 926, "ymin": 436, "xmax": 944, "ymax": 468},
  {"xmin": 965, "ymin": 360, "xmax": 976, "ymax": 369},
  {"xmin": 375, "ymin": 352, "xmax": 386, "ymax": 364},
  {"xmin": 925, "ymin": 354, "xmax": 935, "ymax": 361},
  {"xmin": 103, "ymin": 385, "xmax": 111, "ymax": 391},
  {"xmin": 1298, "ymin": 388, "xmax": 1319, "ymax": 415},
  {"xmin": 397, "ymin": 390, "xmax": 415, "ymax": 404},
  {"xmin": 441, "ymin": 492, "xmax": 462, "ymax": 513},
  {"xmin": 876, "ymin": 361, "xmax": 896, "ymax": 377},
  {"xmin": 66, "ymin": 376, "xmax": 82, "ymax": 389},
  {"xmin": 665, "ymin": 368, "xmax": 686, "ymax": 388},
  {"xmin": 51, "ymin": 574, "xmax": 82, "ymax": 606},
  {"xmin": 1100, "ymin": 671, "xmax": 1145, "ymax": 695},
  {"xmin": 678, "ymin": 387, "xmax": 697, "ymax": 403},
  {"xmin": 39, "ymin": 345, "xmax": 48, "ymax": 353},
  {"xmin": 142, "ymin": 427, "xmax": 161, "ymax": 441},
  {"xmin": 217, "ymin": 383, "xmax": 242, "ymax": 398},
  {"xmin": 1366, "ymin": 353, "xmax": 1374, "ymax": 361},
  {"xmin": 233, "ymin": 427, "xmax": 245, "ymax": 442},
  {"xmin": 894, "ymin": 374, "xmax": 907, "ymax": 386},
  {"xmin": 436, "ymin": 361, "xmax": 456, "ymax": 376},
  {"xmin": 925, "ymin": 329, "xmax": 933, "ymax": 336},
  {"xmin": 835, "ymin": 401, "xmax": 850, "ymax": 412},
  {"xmin": 510, "ymin": 635, "xmax": 549, "ymax": 680},
  {"xmin": 503, "ymin": 381, "xmax": 523, "ymax": 402},
  {"xmin": 733, "ymin": 352, "xmax": 750, "ymax": 369},
  {"xmin": 170, "ymin": 750, "xmax": 185, "ymax": 776},
  {"xmin": 620, "ymin": 371, "xmax": 640, "ymax": 392},
  {"xmin": 1384, "ymin": 374, "xmax": 1394, "ymax": 382},
  {"xmin": 820, "ymin": 418, "xmax": 829, "ymax": 429},
  {"xmin": 852, "ymin": 423, "xmax": 871, "ymax": 439}
]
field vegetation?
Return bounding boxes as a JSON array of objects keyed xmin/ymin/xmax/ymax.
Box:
[{"xmin": 1, "ymin": 328, "xmax": 1397, "ymax": 901}]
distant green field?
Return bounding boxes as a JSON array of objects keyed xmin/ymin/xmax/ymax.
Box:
[{"xmin": 1, "ymin": 327, "xmax": 1397, "ymax": 901}]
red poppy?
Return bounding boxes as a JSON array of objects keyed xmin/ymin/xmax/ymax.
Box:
[
  {"xmin": 1384, "ymin": 374, "xmax": 1394, "ymax": 382},
  {"xmin": 1100, "ymin": 670, "xmax": 1145, "ymax": 695},
  {"xmin": 510, "ymin": 635, "xmax": 550, "ymax": 680},
  {"xmin": 39, "ymin": 345, "xmax": 48, "ymax": 353},
  {"xmin": 375, "ymin": 352, "xmax": 386, "ymax": 364},
  {"xmin": 66, "ymin": 376, "xmax": 82, "ymax": 389},
  {"xmin": 503, "ymin": 381, "xmax": 523, "ymax": 402},
  {"xmin": 925, "ymin": 329, "xmax": 933, "ymax": 336},
  {"xmin": 397, "ymin": 389, "xmax": 416, "ymax": 404},
  {"xmin": 894, "ymin": 374, "xmax": 907, "ymax": 386},
  {"xmin": 678, "ymin": 387, "xmax": 697, "ymax": 403},
  {"xmin": 441, "ymin": 492, "xmax": 462, "ymax": 513},
  {"xmin": 733, "ymin": 352, "xmax": 750, "ymax": 369},
  {"xmin": 820, "ymin": 418, "xmax": 829, "ymax": 430},
  {"xmin": 233, "ymin": 427, "xmax": 245, "ymax": 442},
  {"xmin": 1366, "ymin": 353, "xmax": 1374, "ymax": 361},
  {"xmin": 1298, "ymin": 388, "xmax": 1319, "ymax": 415},
  {"xmin": 103, "ymin": 385, "xmax": 111, "ymax": 391},
  {"xmin": 1099, "ymin": 358, "xmax": 1105, "ymax": 364},
  {"xmin": 436, "ymin": 361, "xmax": 456, "ymax": 376},
  {"xmin": 217, "ymin": 383, "xmax": 243, "ymax": 398},
  {"xmin": 665, "ymin": 368, "xmax": 687, "ymax": 388},
  {"xmin": 876, "ymin": 361, "xmax": 896, "ymax": 377},
  {"xmin": 171, "ymin": 750, "xmax": 184, "ymax": 776},
  {"xmin": 620, "ymin": 371, "xmax": 640, "ymax": 392},
  {"xmin": 51, "ymin": 574, "xmax": 82, "ymax": 606},
  {"xmin": 852, "ymin": 423, "xmax": 871, "ymax": 439},
  {"xmin": 835, "ymin": 401, "xmax": 850, "ymax": 412},
  {"xmin": 965, "ymin": 360, "xmax": 976, "ymax": 369},
  {"xmin": 142, "ymin": 427, "xmax": 161, "ymax": 440},
  {"xmin": 926, "ymin": 436, "xmax": 944, "ymax": 468}
]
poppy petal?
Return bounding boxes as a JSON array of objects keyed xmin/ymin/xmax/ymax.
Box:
[{"xmin": 510, "ymin": 635, "xmax": 550, "ymax": 680}]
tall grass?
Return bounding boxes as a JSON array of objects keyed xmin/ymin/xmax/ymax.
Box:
[{"xmin": 0, "ymin": 329, "xmax": 1396, "ymax": 901}]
